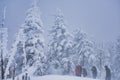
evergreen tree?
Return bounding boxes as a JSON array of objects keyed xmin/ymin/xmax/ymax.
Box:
[
  {"xmin": 107, "ymin": 43, "xmax": 115, "ymax": 80},
  {"xmin": 0, "ymin": 5, "xmax": 8, "ymax": 80},
  {"xmin": 47, "ymin": 10, "xmax": 73, "ymax": 75},
  {"xmin": 5, "ymin": 0, "xmax": 47, "ymax": 76},
  {"xmin": 113, "ymin": 36, "xmax": 120, "ymax": 80},
  {"xmin": 95, "ymin": 44, "xmax": 111, "ymax": 79},
  {"xmin": 73, "ymin": 29, "xmax": 94, "ymax": 76}
]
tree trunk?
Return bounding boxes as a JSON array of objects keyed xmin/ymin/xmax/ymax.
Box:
[
  {"xmin": 82, "ymin": 54, "xmax": 85, "ymax": 77},
  {"xmin": 1, "ymin": 50, "xmax": 4, "ymax": 80},
  {"xmin": 100, "ymin": 53, "xmax": 102, "ymax": 80},
  {"xmin": 12, "ymin": 64, "xmax": 16, "ymax": 80}
]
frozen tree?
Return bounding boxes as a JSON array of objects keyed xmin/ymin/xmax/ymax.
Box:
[
  {"xmin": 72, "ymin": 29, "xmax": 95, "ymax": 77},
  {"xmin": 5, "ymin": 29, "xmax": 26, "ymax": 78},
  {"xmin": 23, "ymin": 1, "xmax": 47, "ymax": 76},
  {"xmin": 47, "ymin": 10, "xmax": 73, "ymax": 75},
  {"xmin": 5, "ymin": 0, "xmax": 47, "ymax": 77},
  {"xmin": 14, "ymin": 30, "xmax": 26, "ymax": 75},
  {"xmin": 112, "ymin": 36, "xmax": 120, "ymax": 80},
  {"xmin": 95, "ymin": 47, "xmax": 105, "ymax": 79},
  {"xmin": 107, "ymin": 43, "xmax": 116, "ymax": 80},
  {"xmin": 61, "ymin": 57, "xmax": 74, "ymax": 75},
  {"xmin": 94, "ymin": 43, "xmax": 112, "ymax": 79},
  {"xmin": 0, "ymin": 6, "xmax": 8, "ymax": 80}
]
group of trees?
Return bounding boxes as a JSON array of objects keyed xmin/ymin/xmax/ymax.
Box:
[
  {"xmin": 111, "ymin": 36, "xmax": 120, "ymax": 80},
  {"xmin": 0, "ymin": 1, "xmax": 120, "ymax": 80}
]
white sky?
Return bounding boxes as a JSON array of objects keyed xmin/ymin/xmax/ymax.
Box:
[{"xmin": 0, "ymin": 0, "xmax": 120, "ymax": 49}]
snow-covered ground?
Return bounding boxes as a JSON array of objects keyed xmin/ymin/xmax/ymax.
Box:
[
  {"xmin": 32, "ymin": 75, "xmax": 99, "ymax": 80},
  {"xmin": 31, "ymin": 75, "xmax": 99, "ymax": 80},
  {"xmin": 9, "ymin": 75, "xmax": 99, "ymax": 80}
]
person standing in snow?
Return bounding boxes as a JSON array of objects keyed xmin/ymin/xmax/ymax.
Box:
[
  {"xmin": 22, "ymin": 75, "xmax": 25, "ymax": 80},
  {"xmin": 105, "ymin": 66, "xmax": 111, "ymax": 80},
  {"xmin": 75, "ymin": 65, "xmax": 82, "ymax": 76},
  {"xmin": 91, "ymin": 66, "xmax": 97, "ymax": 79},
  {"xmin": 82, "ymin": 68, "xmax": 87, "ymax": 77}
]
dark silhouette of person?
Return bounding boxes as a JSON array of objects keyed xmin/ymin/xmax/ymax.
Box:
[
  {"xmin": 105, "ymin": 66, "xmax": 111, "ymax": 80},
  {"xmin": 91, "ymin": 66, "xmax": 97, "ymax": 79},
  {"xmin": 75, "ymin": 65, "xmax": 82, "ymax": 76},
  {"xmin": 83, "ymin": 68, "xmax": 87, "ymax": 77},
  {"xmin": 22, "ymin": 75, "xmax": 25, "ymax": 80}
]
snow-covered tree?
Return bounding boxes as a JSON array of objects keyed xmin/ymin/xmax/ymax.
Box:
[
  {"xmin": 112, "ymin": 36, "xmax": 120, "ymax": 80},
  {"xmin": 72, "ymin": 29, "xmax": 95, "ymax": 77},
  {"xmin": 47, "ymin": 10, "xmax": 73, "ymax": 75},
  {"xmin": 95, "ymin": 47, "xmax": 106, "ymax": 79},
  {"xmin": 5, "ymin": 0, "xmax": 47, "ymax": 77},
  {"xmin": 94, "ymin": 43, "xmax": 112, "ymax": 79},
  {"xmin": 13, "ymin": 30, "xmax": 26, "ymax": 75},
  {"xmin": 5, "ymin": 29, "xmax": 25, "ymax": 79},
  {"xmin": 107, "ymin": 43, "xmax": 116, "ymax": 80},
  {"xmin": 19, "ymin": 1, "xmax": 47, "ymax": 76},
  {"xmin": 0, "ymin": 6, "xmax": 8, "ymax": 80}
]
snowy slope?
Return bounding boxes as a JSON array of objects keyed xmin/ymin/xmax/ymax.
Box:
[
  {"xmin": 31, "ymin": 75, "xmax": 99, "ymax": 80},
  {"xmin": 8, "ymin": 75, "xmax": 99, "ymax": 80}
]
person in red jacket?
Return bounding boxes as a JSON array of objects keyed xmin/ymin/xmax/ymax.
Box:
[{"xmin": 75, "ymin": 65, "xmax": 82, "ymax": 76}]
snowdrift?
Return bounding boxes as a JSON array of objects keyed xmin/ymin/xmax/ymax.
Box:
[{"xmin": 30, "ymin": 75, "xmax": 99, "ymax": 80}]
